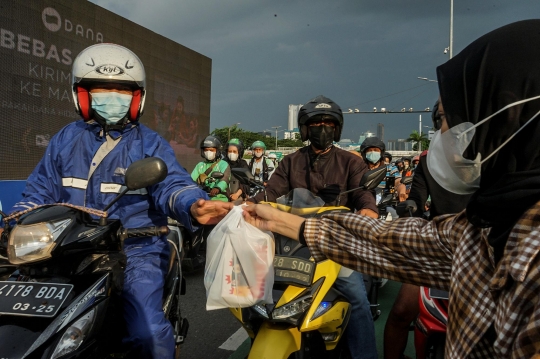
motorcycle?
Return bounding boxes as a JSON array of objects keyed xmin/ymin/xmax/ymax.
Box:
[
  {"xmin": 415, "ymin": 287, "xmax": 448, "ymax": 359},
  {"xmin": 396, "ymin": 198, "xmax": 448, "ymax": 359},
  {"xmin": 0, "ymin": 157, "xmax": 188, "ymax": 359},
  {"xmin": 228, "ymin": 166, "xmax": 386, "ymax": 358}
]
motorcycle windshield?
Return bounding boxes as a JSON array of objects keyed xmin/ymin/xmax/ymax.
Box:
[{"xmin": 276, "ymin": 188, "xmax": 325, "ymax": 216}]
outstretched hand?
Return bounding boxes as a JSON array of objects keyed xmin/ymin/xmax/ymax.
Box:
[
  {"xmin": 190, "ymin": 199, "xmax": 234, "ymax": 225},
  {"xmin": 242, "ymin": 204, "xmax": 278, "ymax": 232},
  {"xmin": 243, "ymin": 204, "xmax": 305, "ymax": 240}
]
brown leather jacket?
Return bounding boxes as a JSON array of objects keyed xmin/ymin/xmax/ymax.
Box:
[{"xmin": 251, "ymin": 146, "xmax": 378, "ymax": 212}]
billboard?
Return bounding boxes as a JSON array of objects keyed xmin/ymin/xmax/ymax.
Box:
[{"xmin": 0, "ymin": 0, "xmax": 211, "ymax": 180}]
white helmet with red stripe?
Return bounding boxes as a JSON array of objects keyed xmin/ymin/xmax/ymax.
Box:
[{"xmin": 71, "ymin": 43, "xmax": 146, "ymax": 125}]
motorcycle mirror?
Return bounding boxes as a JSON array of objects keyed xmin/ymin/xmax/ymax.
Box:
[
  {"xmin": 400, "ymin": 176, "xmax": 413, "ymax": 186},
  {"xmin": 396, "ymin": 200, "xmax": 417, "ymax": 217},
  {"xmin": 125, "ymin": 157, "xmax": 168, "ymax": 190},
  {"xmin": 231, "ymin": 168, "xmax": 255, "ymax": 185},
  {"xmin": 211, "ymin": 172, "xmax": 224, "ymax": 179},
  {"xmin": 336, "ymin": 166, "xmax": 387, "ymax": 206},
  {"xmin": 359, "ymin": 166, "xmax": 387, "ymax": 191},
  {"xmin": 100, "ymin": 157, "xmax": 168, "ymax": 225}
]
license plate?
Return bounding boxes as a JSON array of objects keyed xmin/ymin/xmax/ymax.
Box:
[
  {"xmin": 273, "ymin": 256, "xmax": 315, "ymax": 287},
  {"xmin": 0, "ymin": 281, "xmax": 73, "ymax": 317}
]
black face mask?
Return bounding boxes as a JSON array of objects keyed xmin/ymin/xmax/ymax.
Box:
[{"xmin": 308, "ymin": 125, "xmax": 335, "ymax": 150}]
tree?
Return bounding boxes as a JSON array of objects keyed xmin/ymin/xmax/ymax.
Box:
[
  {"xmin": 211, "ymin": 126, "xmax": 272, "ymax": 151},
  {"xmin": 278, "ymin": 138, "xmax": 304, "ymax": 147},
  {"xmin": 406, "ymin": 130, "xmax": 430, "ymax": 151}
]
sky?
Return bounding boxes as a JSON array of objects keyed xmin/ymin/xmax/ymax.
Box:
[{"xmin": 89, "ymin": 0, "xmax": 540, "ymax": 143}]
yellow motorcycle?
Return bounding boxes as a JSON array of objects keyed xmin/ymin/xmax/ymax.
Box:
[{"xmin": 229, "ymin": 166, "xmax": 386, "ymax": 358}]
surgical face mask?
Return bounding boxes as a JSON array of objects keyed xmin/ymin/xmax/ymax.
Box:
[
  {"xmin": 427, "ymin": 95, "xmax": 540, "ymax": 194},
  {"xmin": 204, "ymin": 150, "xmax": 216, "ymax": 161},
  {"xmin": 403, "ymin": 162, "xmax": 410, "ymax": 170},
  {"xmin": 309, "ymin": 125, "xmax": 335, "ymax": 150},
  {"xmin": 91, "ymin": 92, "xmax": 133, "ymax": 125},
  {"xmin": 254, "ymin": 150, "xmax": 263, "ymax": 158},
  {"xmin": 228, "ymin": 152, "xmax": 238, "ymax": 161},
  {"xmin": 365, "ymin": 151, "xmax": 381, "ymax": 164}
]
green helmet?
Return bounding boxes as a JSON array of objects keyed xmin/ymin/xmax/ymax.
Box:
[{"xmin": 251, "ymin": 140, "xmax": 266, "ymax": 151}]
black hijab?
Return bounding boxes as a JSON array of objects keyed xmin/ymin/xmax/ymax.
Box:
[{"xmin": 436, "ymin": 20, "xmax": 540, "ymax": 262}]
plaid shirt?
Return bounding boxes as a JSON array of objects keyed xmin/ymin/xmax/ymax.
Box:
[{"xmin": 304, "ymin": 203, "xmax": 540, "ymax": 358}]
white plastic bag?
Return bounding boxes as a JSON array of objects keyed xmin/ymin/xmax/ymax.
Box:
[{"xmin": 204, "ymin": 206, "xmax": 275, "ymax": 310}]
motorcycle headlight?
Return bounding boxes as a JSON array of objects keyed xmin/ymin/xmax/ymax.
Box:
[
  {"xmin": 252, "ymin": 304, "xmax": 269, "ymax": 318},
  {"xmin": 8, "ymin": 219, "xmax": 71, "ymax": 264},
  {"xmin": 272, "ymin": 295, "xmax": 313, "ymax": 320},
  {"xmin": 51, "ymin": 308, "xmax": 96, "ymax": 359}
]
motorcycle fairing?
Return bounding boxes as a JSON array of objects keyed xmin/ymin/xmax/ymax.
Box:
[
  {"xmin": 248, "ymin": 322, "xmax": 301, "ymax": 359},
  {"xmin": 20, "ymin": 274, "xmax": 110, "ymax": 358}
]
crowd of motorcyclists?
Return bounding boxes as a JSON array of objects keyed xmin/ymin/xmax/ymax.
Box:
[{"xmin": 3, "ymin": 19, "xmax": 540, "ymax": 359}]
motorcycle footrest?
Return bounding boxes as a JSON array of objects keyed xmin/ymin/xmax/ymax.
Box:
[{"xmin": 175, "ymin": 317, "xmax": 189, "ymax": 344}]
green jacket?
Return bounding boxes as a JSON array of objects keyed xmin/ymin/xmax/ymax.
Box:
[{"xmin": 191, "ymin": 159, "xmax": 231, "ymax": 194}]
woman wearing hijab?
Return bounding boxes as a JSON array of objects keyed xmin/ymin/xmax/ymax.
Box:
[
  {"xmin": 225, "ymin": 138, "xmax": 250, "ymax": 201},
  {"xmin": 242, "ymin": 20, "xmax": 540, "ymax": 358}
]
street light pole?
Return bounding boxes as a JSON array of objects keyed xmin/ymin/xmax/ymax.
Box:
[
  {"xmin": 417, "ymin": 77, "xmax": 438, "ymax": 83},
  {"xmin": 228, "ymin": 122, "xmax": 241, "ymax": 141},
  {"xmin": 418, "ymin": 115, "xmax": 422, "ymax": 152},
  {"xmin": 449, "ymin": 0, "xmax": 454, "ymax": 58},
  {"xmin": 271, "ymin": 126, "xmax": 281, "ymax": 150}
]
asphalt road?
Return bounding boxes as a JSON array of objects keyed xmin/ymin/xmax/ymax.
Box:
[{"xmin": 179, "ymin": 267, "xmax": 248, "ymax": 359}]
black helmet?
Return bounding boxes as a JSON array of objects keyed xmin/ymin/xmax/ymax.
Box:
[
  {"xmin": 359, "ymin": 136, "xmax": 385, "ymax": 154},
  {"xmin": 227, "ymin": 138, "xmax": 244, "ymax": 158},
  {"xmin": 383, "ymin": 152, "xmax": 392, "ymax": 162},
  {"xmin": 297, "ymin": 95, "xmax": 343, "ymax": 142},
  {"xmin": 200, "ymin": 135, "xmax": 222, "ymax": 160},
  {"xmin": 431, "ymin": 99, "xmax": 442, "ymax": 130},
  {"xmin": 401, "ymin": 156, "xmax": 412, "ymax": 164}
]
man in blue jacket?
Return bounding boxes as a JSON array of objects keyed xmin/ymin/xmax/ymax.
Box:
[{"xmin": 6, "ymin": 43, "xmax": 232, "ymax": 358}]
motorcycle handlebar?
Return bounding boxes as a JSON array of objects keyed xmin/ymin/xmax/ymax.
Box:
[{"xmin": 121, "ymin": 226, "xmax": 170, "ymax": 239}]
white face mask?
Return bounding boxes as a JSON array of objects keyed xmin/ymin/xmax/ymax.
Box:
[
  {"xmin": 91, "ymin": 92, "xmax": 133, "ymax": 125},
  {"xmin": 254, "ymin": 150, "xmax": 263, "ymax": 158},
  {"xmin": 427, "ymin": 95, "xmax": 540, "ymax": 194},
  {"xmin": 204, "ymin": 151, "xmax": 216, "ymax": 161},
  {"xmin": 228, "ymin": 152, "xmax": 238, "ymax": 161}
]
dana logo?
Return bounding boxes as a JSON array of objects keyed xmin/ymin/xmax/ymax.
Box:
[
  {"xmin": 41, "ymin": 7, "xmax": 104, "ymax": 42},
  {"xmin": 42, "ymin": 7, "xmax": 61, "ymax": 32},
  {"xmin": 96, "ymin": 65, "xmax": 124, "ymax": 76},
  {"xmin": 315, "ymin": 103, "xmax": 332, "ymax": 109}
]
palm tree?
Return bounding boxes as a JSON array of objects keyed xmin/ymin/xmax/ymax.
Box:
[{"xmin": 407, "ymin": 130, "xmax": 429, "ymax": 151}]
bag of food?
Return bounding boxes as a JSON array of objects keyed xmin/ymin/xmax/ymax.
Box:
[{"xmin": 204, "ymin": 206, "xmax": 274, "ymax": 310}]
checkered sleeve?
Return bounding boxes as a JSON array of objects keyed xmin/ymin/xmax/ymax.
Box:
[{"xmin": 304, "ymin": 212, "xmax": 463, "ymax": 290}]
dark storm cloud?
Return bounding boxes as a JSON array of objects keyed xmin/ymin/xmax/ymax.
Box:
[{"xmin": 90, "ymin": 0, "xmax": 540, "ymax": 143}]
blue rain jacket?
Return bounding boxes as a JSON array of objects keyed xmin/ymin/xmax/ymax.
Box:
[{"xmin": 11, "ymin": 120, "xmax": 208, "ymax": 234}]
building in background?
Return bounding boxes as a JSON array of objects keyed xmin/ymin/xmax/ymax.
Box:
[
  {"xmin": 284, "ymin": 128, "xmax": 300, "ymax": 140},
  {"xmin": 0, "ymin": 0, "xmax": 211, "ymax": 177},
  {"xmin": 288, "ymin": 104, "xmax": 303, "ymax": 130},
  {"xmin": 358, "ymin": 131, "xmax": 375, "ymax": 145},
  {"xmin": 377, "ymin": 123, "xmax": 384, "ymax": 142},
  {"xmin": 387, "ymin": 139, "xmax": 413, "ymax": 151},
  {"xmin": 258, "ymin": 131, "xmax": 272, "ymax": 138}
]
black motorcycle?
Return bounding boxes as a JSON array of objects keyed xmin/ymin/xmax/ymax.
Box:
[{"xmin": 0, "ymin": 157, "xmax": 188, "ymax": 359}]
